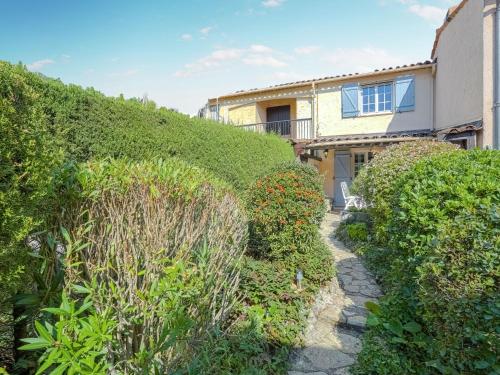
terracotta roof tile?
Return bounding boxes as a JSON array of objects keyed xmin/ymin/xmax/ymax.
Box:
[{"xmin": 210, "ymin": 60, "xmax": 434, "ymax": 101}]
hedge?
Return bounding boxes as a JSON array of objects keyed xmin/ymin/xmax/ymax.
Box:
[
  {"xmin": 352, "ymin": 149, "xmax": 500, "ymax": 375},
  {"xmin": 0, "ymin": 62, "xmax": 63, "ymax": 368},
  {"xmin": 0, "ymin": 61, "xmax": 294, "ymax": 191},
  {"xmin": 351, "ymin": 140, "xmax": 457, "ymax": 242}
]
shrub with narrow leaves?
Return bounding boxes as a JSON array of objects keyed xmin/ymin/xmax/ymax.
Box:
[{"xmin": 57, "ymin": 158, "xmax": 248, "ymax": 373}]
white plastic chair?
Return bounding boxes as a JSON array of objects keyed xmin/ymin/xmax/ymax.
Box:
[{"xmin": 340, "ymin": 181, "xmax": 365, "ymax": 210}]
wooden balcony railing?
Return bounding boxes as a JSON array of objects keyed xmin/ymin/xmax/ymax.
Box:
[{"xmin": 239, "ymin": 118, "xmax": 313, "ymax": 140}]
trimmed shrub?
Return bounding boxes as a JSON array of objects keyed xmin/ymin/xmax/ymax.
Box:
[
  {"xmin": 238, "ymin": 161, "xmax": 334, "ymax": 368},
  {"xmin": 351, "ymin": 140, "xmax": 457, "ymax": 242},
  {"xmin": 0, "ymin": 62, "xmax": 62, "ymax": 368},
  {"xmin": 0, "ymin": 61, "xmax": 294, "ymax": 191},
  {"xmin": 246, "ymin": 161, "xmax": 326, "ymax": 259},
  {"xmin": 42, "ymin": 158, "xmax": 247, "ymax": 373},
  {"xmin": 353, "ymin": 150, "xmax": 500, "ymax": 375}
]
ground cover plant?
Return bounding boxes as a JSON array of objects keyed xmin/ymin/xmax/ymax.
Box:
[{"xmin": 346, "ymin": 147, "xmax": 500, "ymax": 375}]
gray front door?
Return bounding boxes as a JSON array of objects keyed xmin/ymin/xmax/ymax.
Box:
[{"xmin": 334, "ymin": 151, "xmax": 351, "ymax": 207}]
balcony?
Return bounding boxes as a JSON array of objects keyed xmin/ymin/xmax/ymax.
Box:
[{"xmin": 239, "ymin": 118, "xmax": 313, "ymax": 140}]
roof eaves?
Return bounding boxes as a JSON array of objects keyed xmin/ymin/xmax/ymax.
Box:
[{"xmin": 209, "ymin": 60, "xmax": 434, "ymax": 102}]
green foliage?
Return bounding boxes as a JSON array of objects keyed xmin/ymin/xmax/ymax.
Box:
[
  {"xmin": 56, "ymin": 158, "xmax": 248, "ymax": 373},
  {"xmin": 185, "ymin": 319, "xmax": 289, "ymax": 374},
  {"xmin": 0, "ymin": 61, "xmax": 63, "ymax": 368},
  {"xmin": 0, "ymin": 61, "xmax": 294, "ymax": 191},
  {"xmin": 247, "ymin": 161, "xmax": 326, "ymax": 259},
  {"xmin": 19, "ymin": 292, "xmax": 115, "ymax": 375},
  {"xmin": 352, "ymin": 150, "xmax": 500, "ymax": 375},
  {"xmin": 346, "ymin": 223, "xmax": 368, "ymax": 243},
  {"xmin": 351, "ymin": 140, "xmax": 457, "ymax": 242}
]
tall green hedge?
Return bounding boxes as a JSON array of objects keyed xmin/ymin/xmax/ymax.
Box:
[
  {"xmin": 0, "ymin": 61, "xmax": 294, "ymax": 191},
  {"xmin": 0, "ymin": 62, "xmax": 63, "ymax": 368},
  {"xmin": 353, "ymin": 150, "xmax": 500, "ymax": 375}
]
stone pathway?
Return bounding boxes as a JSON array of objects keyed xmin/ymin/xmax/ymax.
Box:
[{"xmin": 288, "ymin": 212, "xmax": 382, "ymax": 375}]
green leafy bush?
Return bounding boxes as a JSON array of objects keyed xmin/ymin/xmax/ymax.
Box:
[
  {"xmin": 351, "ymin": 140, "xmax": 457, "ymax": 242},
  {"xmin": 230, "ymin": 161, "xmax": 334, "ymax": 373},
  {"xmin": 43, "ymin": 158, "xmax": 248, "ymax": 373},
  {"xmin": 0, "ymin": 62, "xmax": 62, "ymax": 368},
  {"xmin": 19, "ymin": 292, "xmax": 115, "ymax": 375},
  {"xmin": 346, "ymin": 223, "xmax": 368, "ymax": 242},
  {"xmin": 0, "ymin": 61, "xmax": 294, "ymax": 191},
  {"xmin": 247, "ymin": 162, "xmax": 326, "ymax": 259},
  {"xmin": 353, "ymin": 150, "xmax": 500, "ymax": 375}
]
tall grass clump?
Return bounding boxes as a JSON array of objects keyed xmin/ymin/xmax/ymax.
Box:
[{"xmin": 24, "ymin": 158, "xmax": 248, "ymax": 373}]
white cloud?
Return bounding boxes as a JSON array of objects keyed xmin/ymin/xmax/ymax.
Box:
[
  {"xmin": 200, "ymin": 26, "xmax": 213, "ymax": 35},
  {"xmin": 27, "ymin": 59, "xmax": 54, "ymax": 71},
  {"xmin": 408, "ymin": 4, "xmax": 446, "ymax": 24},
  {"xmin": 242, "ymin": 55, "xmax": 287, "ymax": 67},
  {"xmin": 250, "ymin": 44, "xmax": 273, "ymax": 53},
  {"xmin": 294, "ymin": 46, "xmax": 321, "ymax": 55},
  {"xmin": 262, "ymin": 0, "xmax": 285, "ymax": 8},
  {"xmin": 383, "ymin": 0, "xmax": 446, "ymax": 25},
  {"xmin": 175, "ymin": 48, "xmax": 244, "ymax": 77},
  {"xmin": 325, "ymin": 47, "xmax": 406, "ymax": 74},
  {"xmin": 175, "ymin": 44, "xmax": 288, "ymax": 77},
  {"xmin": 181, "ymin": 33, "xmax": 192, "ymax": 41}
]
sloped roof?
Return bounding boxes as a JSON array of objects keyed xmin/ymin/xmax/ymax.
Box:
[
  {"xmin": 431, "ymin": 0, "xmax": 469, "ymax": 59},
  {"xmin": 305, "ymin": 130, "xmax": 433, "ymax": 149},
  {"xmin": 209, "ymin": 60, "xmax": 433, "ymax": 102}
]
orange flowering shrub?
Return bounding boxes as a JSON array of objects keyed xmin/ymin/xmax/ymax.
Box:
[{"xmin": 247, "ymin": 162, "xmax": 325, "ymax": 259}]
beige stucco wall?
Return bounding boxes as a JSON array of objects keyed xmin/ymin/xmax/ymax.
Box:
[
  {"xmin": 434, "ymin": 0, "xmax": 484, "ymax": 132},
  {"xmin": 227, "ymin": 103, "xmax": 257, "ymax": 125},
  {"xmin": 315, "ymin": 69, "xmax": 433, "ymax": 136},
  {"xmin": 296, "ymin": 97, "xmax": 313, "ymax": 120}
]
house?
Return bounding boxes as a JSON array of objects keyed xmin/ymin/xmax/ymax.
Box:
[
  {"xmin": 201, "ymin": 0, "xmax": 499, "ymax": 207},
  {"xmin": 432, "ymin": 0, "xmax": 497, "ymax": 149}
]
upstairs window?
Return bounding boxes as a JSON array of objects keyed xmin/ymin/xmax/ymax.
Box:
[{"xmin": 361, "ymin": 83, "xmax": 393, "ymax": 114}]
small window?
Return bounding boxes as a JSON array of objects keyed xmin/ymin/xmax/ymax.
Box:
[
  {"xmin": 361, "ymin": 83, "xmax": 393, "ymax": 114},
  {"xmin": 362, "ymin": 87, "xmax": 375, "ymax": 113},
  {"xmin": 354, "ymin": 153, "xmax": 366, "ymax": 177}
]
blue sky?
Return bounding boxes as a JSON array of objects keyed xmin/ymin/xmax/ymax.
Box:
[{"xmin": 0, "ymin": 0, "xmax": 454, "ymax": 114}]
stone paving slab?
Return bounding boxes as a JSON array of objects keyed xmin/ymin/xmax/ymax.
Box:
[{"xmin": 288, "ymin": 212, "xmax": 382, "ymax": 375}]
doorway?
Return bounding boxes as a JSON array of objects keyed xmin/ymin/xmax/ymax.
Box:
[
  {"xmin": 266, "ymin": 105, "xmax": 291, "ymax": 136},
  {"xmin": 333, "ymin": 151, "xmax": 351, "ymax": 207}
]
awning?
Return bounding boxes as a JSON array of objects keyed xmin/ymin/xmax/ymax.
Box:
[{"xmin": 305, "ymin": 130, "xmax": 433, "ymax": 149}]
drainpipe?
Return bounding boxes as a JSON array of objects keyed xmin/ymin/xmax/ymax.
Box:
[{"xmin": 495, "ymin": 1, "xmax": 500, "ymax": 149}]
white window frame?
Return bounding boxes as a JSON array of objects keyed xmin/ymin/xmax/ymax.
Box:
[{"xmin": 359, "ymin": 82, "xmax": 394, "ymax": 115}]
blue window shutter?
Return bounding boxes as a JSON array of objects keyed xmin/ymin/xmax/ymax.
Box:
[
  {"xmin": 342, "ymin": 83, "xmax": 359, "ymax": 118},
  {"xmin": 395, "ymin": 76, "xmax": 415, "ymax": 112}
]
